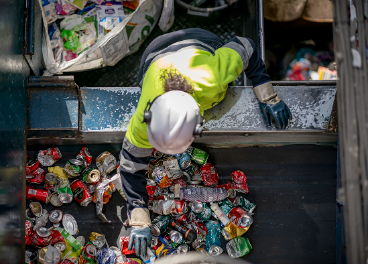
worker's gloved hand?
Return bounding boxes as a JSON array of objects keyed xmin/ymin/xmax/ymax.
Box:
[
  {"xmin": 259, "ymin": 97, "xmax": 292, "ymax": 129},
  {"xmin": 128, "ymin": 226, "xmax": 152, "ymax": 258}
]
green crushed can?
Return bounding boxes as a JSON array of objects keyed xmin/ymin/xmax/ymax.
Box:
[
  {"xmin": 151, "ymin": 215, "xmax": 171, "ymax": 236},
  {"xmin": 186, "ymin": 146, "xmax": 209, "ymax": 165},
  {"xmin": 57, "ymin": 186, "xmax": 73, "ymax": 204},
  {"xmin": 226, "ymin": 237, "xmax": 252, "ymax": 258},
  {"xmin": 79, "ymin": 242, "xmax": 97, "ymax": 264},
  {"xmin": 64, "ymin": 160, "xmax": 83, "ymax": 178},
  {"xmin": 219, "ymin": 199, "xmax": 234, "ymax": 215},
  {"xmin": 195, "ymin": 203, "xmax": 212, "ymax": 221},
  {"xmin": 233, "ymin": 196, "xmax": 256, "ymax": 214}
]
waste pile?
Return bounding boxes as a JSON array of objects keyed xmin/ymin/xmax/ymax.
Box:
[
  {"xmin": 25, "ymin": 146, "xmax": 257, "ymax": 263},
  {"xmin": 42, "ymin": 0, "xmax": 139, "ymax": 67}
]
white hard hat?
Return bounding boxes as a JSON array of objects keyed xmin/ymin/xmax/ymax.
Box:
[{"xmin": 143, "ymin": 91, "xmax": 203, "ymax": 154}]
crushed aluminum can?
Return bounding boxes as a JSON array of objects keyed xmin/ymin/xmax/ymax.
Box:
[
  {"xmin": 150, "ymin": 236, "xmax": 162, "ymax": 250},
  {"xmin": 151, "ymin": 215, "xmax": 171, "ymax": 236},
  {"xmin": 29, "ymin": 202, "xmax": 43, "ymax": 217},
  {"xmin": 169, "ymin": 230, "xmax": 183, "ymax": 244},
  {"xmin": 200, "ymin": 163, "xmax": 219, "ymax": 187},
  {"xmin": 210, "ymin": 203, "xmax": 230, "ymax": 226},
  {"xmin": 173, "ymin": 214, "xmax": 188, "ymax": 225},
  {"xmin": 176, "ymin": 244, "xmax": 190, "ymax": 255},
  {"xmin": 26, "ymin": 167, "xmax": 45, "ymax": 184},
  {"xmin": 25, "ymin": 220, "xmax": 34, "ymax": 246},
  {"xmin": 38, "ymin": 147, "xmax": 62, "ymax": 167},
  {"xmin": 190, "ymin": 201, "xmax": 204, "ymax": 214},
  {"xmin": 228, "ymin": 207, "xmax": 253, "ymax": 229},
  {"xmin": 96, "ymin": 247, "xmax": 117, "ymax": 264},
  {"xmin": 34, "ymin": 209, "xmax": 49, "ymax": 230},
  {"xmin": 89, "ymin": 232, "xmax": 105, "ymax": 248},
  {"xmin": 233, "ymin": 196, "xmax": 256, "ymax": 214},
  {"xmin": 82, "ymin": 168, "xmax": 101, "ymax": 184},
  {"xmin": 62, "ymin": 214, "xmax": 78, "ymax": 235},
  {"xmin": 96, "ymin": 151, "xmax": 117, "ymax": 175},
  {"xmin": 70, "ymin": 179, "xmax": 92, "ymax": 207},
  {"xmin": 64, "ymin": 160, "xmax": 83, "ymax": 178},
  {"xmin": 53, "ymin": 241, "xmax": 66, "ymax": 253},
  {"xmin": 163, "ymin": 156, "xmax": 180, "ymax": 171},
  {"xmin": 26, "ymin": 159, "xmax": 40, "ymax": 175},
  {"xmin": 32, "ymin": 227, "xmax": 53, "ymax": 248},
  {"xmin": 174, "ymin": 152, "xmax": 192, "ymax": 170},
  {"xmin": 110, "ymin": 246, "xmax": 126, "ymax": 264},
  {"xmin": 205, "ymin": 221, "xmax": 223, "ymax": 257},
  {"xmin": 49, "ymin": 209, "xmax": 63, "ymax": 224},
  {"xmin": 38, "ymin": 245, "xmax": 61, "ymax": 264},
  {"xmin": 49, "ymin": 192, "xmax": 63, "ymax": 207},
  {"xmin": 186, "ymin": 146, "xmax": 209, "ymax": 165},
  {"xmin": 26, "ymin": 208, "xmax": 36, "ymax": 221},
  {"xmin": 44, "ymin": 173, "xmax": 57, "ymax": 186},
  {"xmin": 181, "ymin": 171, "xmax": 191, "ymax": 182},
  {"xmin": 152, "ymin": 149, "xmax": 164, "ymax": 159},
  {"xmin": 77, "ymin": 146, "xmax": 93, "ymax": 167},
  {"xmin": 146, "ymin": 185, "xmax": 156, "ymax": 201},
  {"xmin": 76, "ymin": 236, "xmax": 85, "ymax": 246},
  {"xmin": 26, "ymin": 187, "xmax": 49, "ymax": 204},
  {"xmin": 152, "ymin": 166, "xmax": 172, "ymax": 188},
  {"xmin": 121, "ymin": 236, "xmax": 135, "ymax": 255},
  {"xmin": 57, "ymin": 185, "xmax": 73, "ymax": 204}
]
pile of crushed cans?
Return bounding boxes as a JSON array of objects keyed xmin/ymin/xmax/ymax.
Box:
[
  {"xmin": 25, "ymin": 145, "xmax": 257, "ymax": 264},
  {"xmin": 43, "ymin": 0, "xmax": 138, "ymax": 64}
]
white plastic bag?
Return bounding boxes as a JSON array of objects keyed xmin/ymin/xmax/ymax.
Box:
[
  {"xmin": 39, "ymin": 0, "xmax": 163, "ymax": 75},
  {"xmin": 158, "ymin": 0, "xmax": 175, "ymax": 32}
]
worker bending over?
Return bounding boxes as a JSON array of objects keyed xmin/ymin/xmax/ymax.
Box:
[{"xmin": 119, "ymin": 28, "xmax": 292, "ymax": 257}]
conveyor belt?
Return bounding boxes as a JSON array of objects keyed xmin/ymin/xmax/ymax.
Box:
[{"xmin": 27, "ymin": 144, "xmax": 336, "ymax": 264}]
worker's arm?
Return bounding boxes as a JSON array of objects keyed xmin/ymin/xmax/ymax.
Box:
[
  {"xmin": 119, "ymin": 137, "xmax": 152, "ymax": 257},
  {"xmin": 214, "ymin": 37, "xmax": 292, "ymax": 129}
]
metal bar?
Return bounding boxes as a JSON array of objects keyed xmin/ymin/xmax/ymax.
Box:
[
  {"xmin": 272, "ymin": 80, "xmax": 337, "ymax": 86},
  {"xmin": 333, "ymin": 0, "xmax": 367, "ymax": 262},
  {"xmin": 258, "ymin": 0, "xmax": 265, "ymax": 61},
  {"xmin": 23, "ymin": 0, "xmax": 34, "ymax": 55}
]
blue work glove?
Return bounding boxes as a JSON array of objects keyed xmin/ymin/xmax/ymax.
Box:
[
  {"xmin": 259, "ymin": 98, "xmax": 292, "ymax": 129},
  {"xmin": 128, "ymin": 226, "xmax": 152, "ymax": 258}
]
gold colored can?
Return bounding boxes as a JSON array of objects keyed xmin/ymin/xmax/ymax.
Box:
[
  {"xmin": 84, "ymin": 169, "xmax": 101, "ymax": 184},
  {"xmin": 96, "ymin": 151, "xmax": 117, "ymax": 175},
  {"xmin": 89, "ymin": 232, "xmax": 105, "ymax": 248},
  {"xmin": 44, "ymin": 173, "xmax": 57, "ymax": 185},
  {"xmin": 221, "ymin": 222, "xmax": 249, "ymax": 241}
]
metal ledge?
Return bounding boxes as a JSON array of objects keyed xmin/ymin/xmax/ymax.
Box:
[{"xmin": 27, "ymin": 79, "xmax": 337, "ymax": 146}]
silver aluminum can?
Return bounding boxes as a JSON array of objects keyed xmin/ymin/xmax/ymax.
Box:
[
  {"xmin": 190, "ymin": 201, "xmax": 204, "ymax": 213},
  {"xmin": 49, "ymin": 192, "xmax": 63, "ymax": 207},
  {"xmin": 169, "ymin": 230, "xmax": 183, "ymax": 244},
  {"xmin": 62, "ymin": 214, "xmax": 78, "ymax": 235},
  {"xmin": 49, "ymin": 209, "xmax": 63, "ymax": 224}
]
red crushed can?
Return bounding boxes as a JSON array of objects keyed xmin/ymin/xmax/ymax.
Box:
[
  {"xmin": 50, "ymin": 230, "xmax": 66, "ymax": 248},
  {"xmin": 37, "ymin": 147, "xmax": 62, "ymax": 166},
  {"xmin": 32, "ymin": 227, "xmax": 53, "ymax": 248},
  {"xmin": 150, "ymin": 236, "xmax": 163, "ymax": 250},
  {"xmin": 26, "ymin": 167, "xmax": 45, "ymax": 184},
  {"xmin": 230, "ymin": 170, "xmax": 247, "ymax": 184},
  {"xmin": 172, "ymin": 200, "xmax": 188, "ymax": 214},
  {"xmin": 200, "ymin": 163, "xmax": 219, "ymax": 187},
  {"xmin": 228, "ymin": 207, "xmax": 253, "ymax": 229},
  {"xmin": 230, "ymin": 171, "xmax": 249, "ymax": 194},
  {"xmin": 146, "ymin": 185, "xmax": 156, "ymax": 201},
  {"xmin": 70, "ymin": 179, "xmax": 92, "ymax": 207},
  {"xmin": 25, "ymin": 220, "xmax": 33, "ymax": 246},
  {"xmin": 120, "ymin": 236, "xmax": 135, "ymax": 255},
  {"xmin": 26, "ymin": 159, "xmax": 39, "ymax": 174},
  {"xmin": 77, "ymin": 146, "xmax": 93, "ymax": 167},
  {"xmin": 26, "ymin": 187, "xmax": 49, "ymax": 203},
  {"xmin": 174, "ymin": 214, "xmax": 188, "ymax": 225}
]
